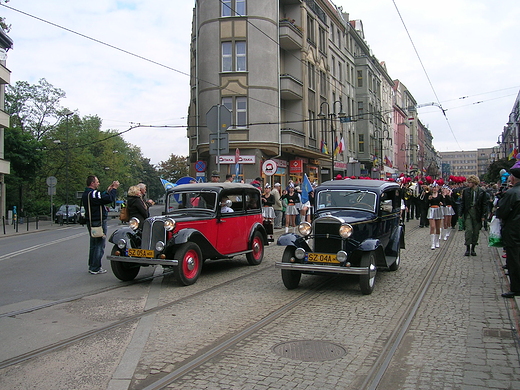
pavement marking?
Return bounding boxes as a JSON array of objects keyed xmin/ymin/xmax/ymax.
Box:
[{"xmin": 0, "ymin": 232, "xmax": 86, "ymax": 262}]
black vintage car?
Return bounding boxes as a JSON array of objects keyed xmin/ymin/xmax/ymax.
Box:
[
  {"xmin": 276, "ymin": 179, "xmax": 405, "ymax": 294},
  {"xmin": 107, "ymin": 183, "xmax": 270, "ymax": 285}
]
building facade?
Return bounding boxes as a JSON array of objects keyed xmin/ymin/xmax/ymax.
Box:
[
  {"xmin": 187, "ymin": 0, "xmax": 433, "ymax": 186},
  {"xmin": 439, "ymin": 150, "xmax": 478, "ymax": 179},
  {"xmin": 0, "ymin": 27, "xmax": 12, "ymax": 221}
]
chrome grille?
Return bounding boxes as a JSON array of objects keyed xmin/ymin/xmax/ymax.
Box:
[
  {"xmin": 313, "ymin": 220, "xmax": 342, "ymax": 253},
  {"xmin": 141, "ymin": 218, "xmax": 166, "ymax": 250}
]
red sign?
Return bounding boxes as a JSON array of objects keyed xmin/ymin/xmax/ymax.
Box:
[{"xmin": 289, "ymin": 160, "xmax": 303, "ymax": 173}]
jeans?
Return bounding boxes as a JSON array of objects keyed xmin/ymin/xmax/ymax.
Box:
[
  {"xmin": 274, "ymin": 210, "xmax": 283, "ymax": 228},
  {"xmin": 87, "ymin": 219, "xmax": 107, "ymax": 272}
]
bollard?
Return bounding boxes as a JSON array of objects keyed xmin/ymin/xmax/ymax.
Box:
[
  {"xmin": 26, "ymin": 213, "xmax": 29, "ymax": 232},
  {"xmin": 2, "ymin": 216, "xmax": 5, "ymax": 235},
  {"xmin": 36, "ymin": 215, "xmax": 39, "ymax": 230}
]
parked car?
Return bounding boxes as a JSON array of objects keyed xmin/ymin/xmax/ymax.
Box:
[
  {"xmin": 54, "ymin": 204, "xmax": 81, "ymax": 224},
  {"xmin": 107, "ymin": 183, "xmax": 271, "ymax": 285},
  {"xmin": 276, "ymin": 179, "xmax": 405, "ymax": 294}
]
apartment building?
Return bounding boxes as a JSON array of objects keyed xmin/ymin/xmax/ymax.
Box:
[
  {"xmin": 439, "ymin": 150, "xmax": 478, "ymax": 178},
  {"xmin": 187, "ymin": 0, "xmax": 432, "ymax": 185},
  {"xmin": 0, "ymin": 26, "xmax": 12, "ymax": 220}
]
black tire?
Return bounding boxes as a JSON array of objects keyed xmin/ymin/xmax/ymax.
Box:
[
  {"xmin": 389, "ymin": 245, "xmax": 401, "ymax": 271},
  {"xmin": 110, "ymin": 245, "xmax": 140, "ymax": 281},
  {"xmin": 174, "ymin": 242, "xmax": 203, "ymax": 286},
  {"xmin": 246, "ymin": 231, "xmax": 264, "ymax": 265},
  {"xmin": 359, "ymin": 251, "xmax": 377, "ymax": 295},
  {"xmin": 281, "ymin": 247, "xmax": 301, "ymax": 289}
]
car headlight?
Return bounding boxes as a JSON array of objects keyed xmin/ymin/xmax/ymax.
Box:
[
  {"xmin": 117, "ymin": 238, "xmax": 127, "ymax": 249},
  {"xmin": 155, "ymin": 241, "xmax": 165, "ymax": 252},
  {"xmin": 336, "ymin": 250, "xmax": 348, "ymax": 262},
  {"xmin": 298, "ymin": 222, "xmax": 312, "ymax": 236},
  {"xmin": 129, "ymin": 217, "xmax": 140, "ymax": 230},
  {"xmin": 163, "ymin": 218, "xmax": 176, "ymax": 232},
  {"xmin": 339, "ymin": 223, "xmax": 353, "ymax": 238}
]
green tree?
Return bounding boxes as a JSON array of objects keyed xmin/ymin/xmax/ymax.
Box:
[
  {"xmin": 482, "ymin": 157, "xmax": 515, "ymax": 185},
  {"xmin": 157, "ymin": 154, "xmax": 189, "ymax": 183}
]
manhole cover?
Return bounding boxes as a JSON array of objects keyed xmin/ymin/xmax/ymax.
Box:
[{"xmin": 272, "ymin": 340, "xmax": 346, "ymax": 362}]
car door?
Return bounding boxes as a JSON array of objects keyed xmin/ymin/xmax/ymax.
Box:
[{"xmin": 216, "ymin": 191, "xmax": 249, "ymax": 254}]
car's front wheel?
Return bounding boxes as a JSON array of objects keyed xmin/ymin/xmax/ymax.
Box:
[
  {"xmin": 110, "ymin": 245, "xmax": 141, "ymax": 281},
  {"xmin": 281, "ymin": 247, "xmax": 301, "ymax": 289},
  {"xmin": 246, "ymin": 231, "xmax": 264, "ymax": 265},
  {"xmin": 174, "ymin": 242, "xmax": 203, "ymax": 286},
  {"xmin": 359, "ymin": 251, "xmax": 377, "ymax": 295}
]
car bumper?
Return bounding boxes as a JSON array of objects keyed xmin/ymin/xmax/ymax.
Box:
[
  {"xmin": 275, "ymin": 262, "xmax": 376, "ymax": 277},
  {"xmin": 107, "ymin": 255, "xmax": 179, "ymax": 267}
]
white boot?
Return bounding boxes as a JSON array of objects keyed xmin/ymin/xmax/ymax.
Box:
[
  {"xmin": 431, "ymin": 234, "xmax": 436, "ymax": 250},
  {"xmin": 440, "ymin": 228, "xmax": 444, "ymax": 240},
  {"xmin": 285, "ymin": 226, "xmax": 289, "ymax": 233},
  {"xmin": 435, "ymin": 234, "xmax": 440, "ymax": 248},
  {"xmin": 446, "ymin": 228, "xmax": 450, "ymax": 238}
]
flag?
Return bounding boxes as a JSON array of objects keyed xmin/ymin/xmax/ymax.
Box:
[
  {"xmin": 509, "ymin": 147, "xmax": 518, "ymax": 160},
  {"xmin": 301, "ymin": 173, "xmax": 313, "ymax": 204},
  {"xmin": 161, "ymin": 178, "xmax": 176, "ymax": 191},
  {"xmin": 338, "ymin": 136, "xmax": 345, "ymax": 154},
  {"xmin": 384, "ymin": 155, "xmax": 393, "ymax": 168},
  {"xmin": 320, "ymin": 139, "xmax": 326, "ymax": 154},
  {"xmin": 334, "ymin": 136, "xmax": 340, "ymax": 156}
]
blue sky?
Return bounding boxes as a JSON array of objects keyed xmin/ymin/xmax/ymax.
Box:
[{"xmin": 2, "ymin": 0, "xmax": 519, "ymax": 164}]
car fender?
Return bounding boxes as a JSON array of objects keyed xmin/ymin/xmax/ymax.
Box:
[
  {"xmin": 249, "ymin": 222, "xmax": 268, "ymax": 245},
  {"xmin": 166, "ymin": 228, "xmax": 219, "ymax": 259},
  {"xmin": 276, "ymin": 233, "xmax": 312, "ymax": 251},
  {"xmin": 109, "ymin": 226, "xmax": 138, "ymax": 245}
]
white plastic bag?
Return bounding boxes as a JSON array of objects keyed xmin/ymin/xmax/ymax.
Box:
[{"xmin": 488, "ymin": 216, "xmax": 503, "ymax": 247}]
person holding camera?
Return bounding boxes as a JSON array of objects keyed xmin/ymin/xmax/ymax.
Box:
[{"xmin": 82, "ymin": 176, "xmax": 119, "ymax": 274}]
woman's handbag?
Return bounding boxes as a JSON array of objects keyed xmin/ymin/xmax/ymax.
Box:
[
  {"xmin": 119, "ymin": 205, "xmax": 129, "ymax": 222},
  {"xmin": 90, "ymin": 225, "xmax": 105, "ymax": 238},
  {"xmin": 87, "ymin": 194, "xmax": 105, "ymax": 238},
  {"xmin": 488, "ymin": 216, "xmax": 503, "ymax": 247}
]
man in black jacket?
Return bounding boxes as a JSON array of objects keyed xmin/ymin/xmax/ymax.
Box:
[
  {"xmin": 82, "ymin": 176, "xmax": 119, "ymax": 274},
  {"xmin": 460, "ymin": 175, "xmax": 488, "ymax": 256},
  {"xmin": 496, "ymin": 161, "xmax": 520, "ymax": 298}
]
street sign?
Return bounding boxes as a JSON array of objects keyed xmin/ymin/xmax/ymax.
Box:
[
  {"xmin": 209, "ymin": 133, "xmax": 229, "ymax": 155},
  {"xmin": 46, "ymin": 176, "xmax": 57, "ymax": 186},
  {"xmin": 206, "ymin": 105, "xmax": 232, "ymax": 134},
  {"xmin": 262, "ymin": 159, "xmax": 277, "ymax": 176},
  {"xmin": 195, "ymin": 160, "xmax": 207, "ymax": 172}
]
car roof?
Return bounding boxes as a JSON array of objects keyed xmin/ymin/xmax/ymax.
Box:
[
  {"xmin": 166, "ymin": 182, "xmax": 260, "ymax": 194},
  {"xmin": 316, "ymin": 179, "xmax": 401, "ymax": 193}
]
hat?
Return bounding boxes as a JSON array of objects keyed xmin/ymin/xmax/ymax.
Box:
[
  {"xmin": 255, "ymin": 177, "xmax": 263, "ymax": 181},
  {"xmin": 265, "ymin": 183, "xmax": 271, "ymax": 189},
  {"xmin": 211, "ymin": 170, "xmax": 220, "ymax": 177},
  {"xmin": 510, "ymin": 160, "xmax": 520, "ymax": 179},
  {"xmin": 274, "ymin": 182, "xmax": 281, "ymax": 187}
]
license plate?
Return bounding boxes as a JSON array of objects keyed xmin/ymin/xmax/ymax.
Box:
[
  {"xmin": 307, "ymin": 253, "xmax": 339, "ymax": 264},
  {"xmin": 128, "ymin": 248, "xmax": 155, "ymax": 258}
]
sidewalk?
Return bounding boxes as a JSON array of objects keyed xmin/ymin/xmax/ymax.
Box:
[{"xmin": 0, "ymin": 218, "xmax": 65, "ymax": 238}]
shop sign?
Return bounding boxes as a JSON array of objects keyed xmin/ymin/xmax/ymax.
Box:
[
  {"xmin": 272, "ymin": 158, "xmax": 287, "ymax": 168},
  {"xmin": 289, "ymin": 160, "xmax": 303, "ymax": 173},
  {"xmin": 262, "ymin": 159, "xmax": 278, "ymax": 176},
  {"xmin": 216, "ymin": 155, "xmax": 256, "ymax": 164}
]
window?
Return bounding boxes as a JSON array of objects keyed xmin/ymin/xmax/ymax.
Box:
[
  {"xmin": 222, "ymin": 41, "xmax": 247, "ymax": 72},
  {"xmin": 320, "ymin": 71, "xmax": 327, "ymax": 96},
  {"xmin": 358, "ymin": 134, "xmax": 365, "ymax": 153},
  {"xmin": 337, "ymin": 62, "xmax": 342, "ymax": 83},
  {"xmin": 319, "ymin": 26, "xmax": 326, "ymax": 52},
  {"xmin": 222, "ymin": 0, "xmax": 246, "ymax": 17},
  {"xmin": 308, "ymin": 110, "xmax": 316, "ymax": 140},
  {"xmin": 308, "ymin": 63, "xmax": 315, "ymax": 90},
  {"xmin": 357, "ymin": 70, "xmax": 363, "ymax": 87},
  {"xmin": 357, "ymin": 101, "xmax": 364, "ymax": 119},
  {"xmin": 222, "ymin": 96, "xmax": 247, "ymax": 128},
  {"xmin": 307, "ymin": 15, "xmax": 315, "ymax": 45}
]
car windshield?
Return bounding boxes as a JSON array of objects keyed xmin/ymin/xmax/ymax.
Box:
[
  {"xmin": 166, "ymin": 191, "xmax": 217, "ymax": 213},
  {"xmin": 316, "ymin": 190, "xmax": 377, "ymax": 212}
]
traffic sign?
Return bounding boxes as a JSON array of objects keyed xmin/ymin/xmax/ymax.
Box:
[
  {"xmin": 46, "ymin": 176, "xmax": 57, "ymax": 187},
  {"xmin": 209, "ymin": 133, "xmax": 229, "ymax": 155},
  {"xmin": 262, "ymin": 159, "xmax": 277, "ymax": 176},
  {"xmin": 195, "ymin": 160, "xmax": 207, "ymax": 172},
  {"xmin": 206, "ymin": 105, "xmax": 232, "ymax": 134}
]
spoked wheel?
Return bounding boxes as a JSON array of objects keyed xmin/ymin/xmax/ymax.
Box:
[
  {"xmin": 174, "ymin": 242, "xmax": 203, "ymax": 286},
  {"xmin": 246, "ymin": 231, "xmax": 264, "ymax": 265},
  {"xmin": 281, "ymin": 247, "xmax": 301, "ymax": 289},
  {"xmin": 110, "ymin": 245, "xmax": 140, "ymax": 281},
  {"xmin": 359, "ymin": 251, "xmax": 377, "ymax": 295},
  {"xmin": 389, "ymin": 245, "xmax": 401, "ymax": 271}
]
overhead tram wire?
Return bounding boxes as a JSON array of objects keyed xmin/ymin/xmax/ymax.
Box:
[{"xmin": 391, "ymin": 0, "xmax": 462, "ymax": 150}]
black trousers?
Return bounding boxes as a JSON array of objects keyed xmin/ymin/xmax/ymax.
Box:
[{"xmin": 506, "ymin": 246, "xmax": 520, "ymax": 293}]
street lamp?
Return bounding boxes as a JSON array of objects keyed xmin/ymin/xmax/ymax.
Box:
[
  {"xmin": 318, "ymin": 101, "xmax": 346, "ymax": 179},
  {"xmin": 374, "ymin": 128, "xmax": 391, "ymax": 179},
  {"xmin": 64, "ymin": 110, "xmax": 73, "ymax": 225}
]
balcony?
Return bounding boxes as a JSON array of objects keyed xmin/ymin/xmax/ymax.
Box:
[
  {"xmin": 280, "ymin": 74, "xmax": 303, "ymax": 100},
  {"xmin": 279, "ymin": 21, "xmax": 303, "ymax": 50},
  {"xmin": 281, "ymin": 127, "xmax": 305, "ymax": 148},
  {"xmin": 0, "ymin": 63, "xmax": 10, "ymax": 85}
]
